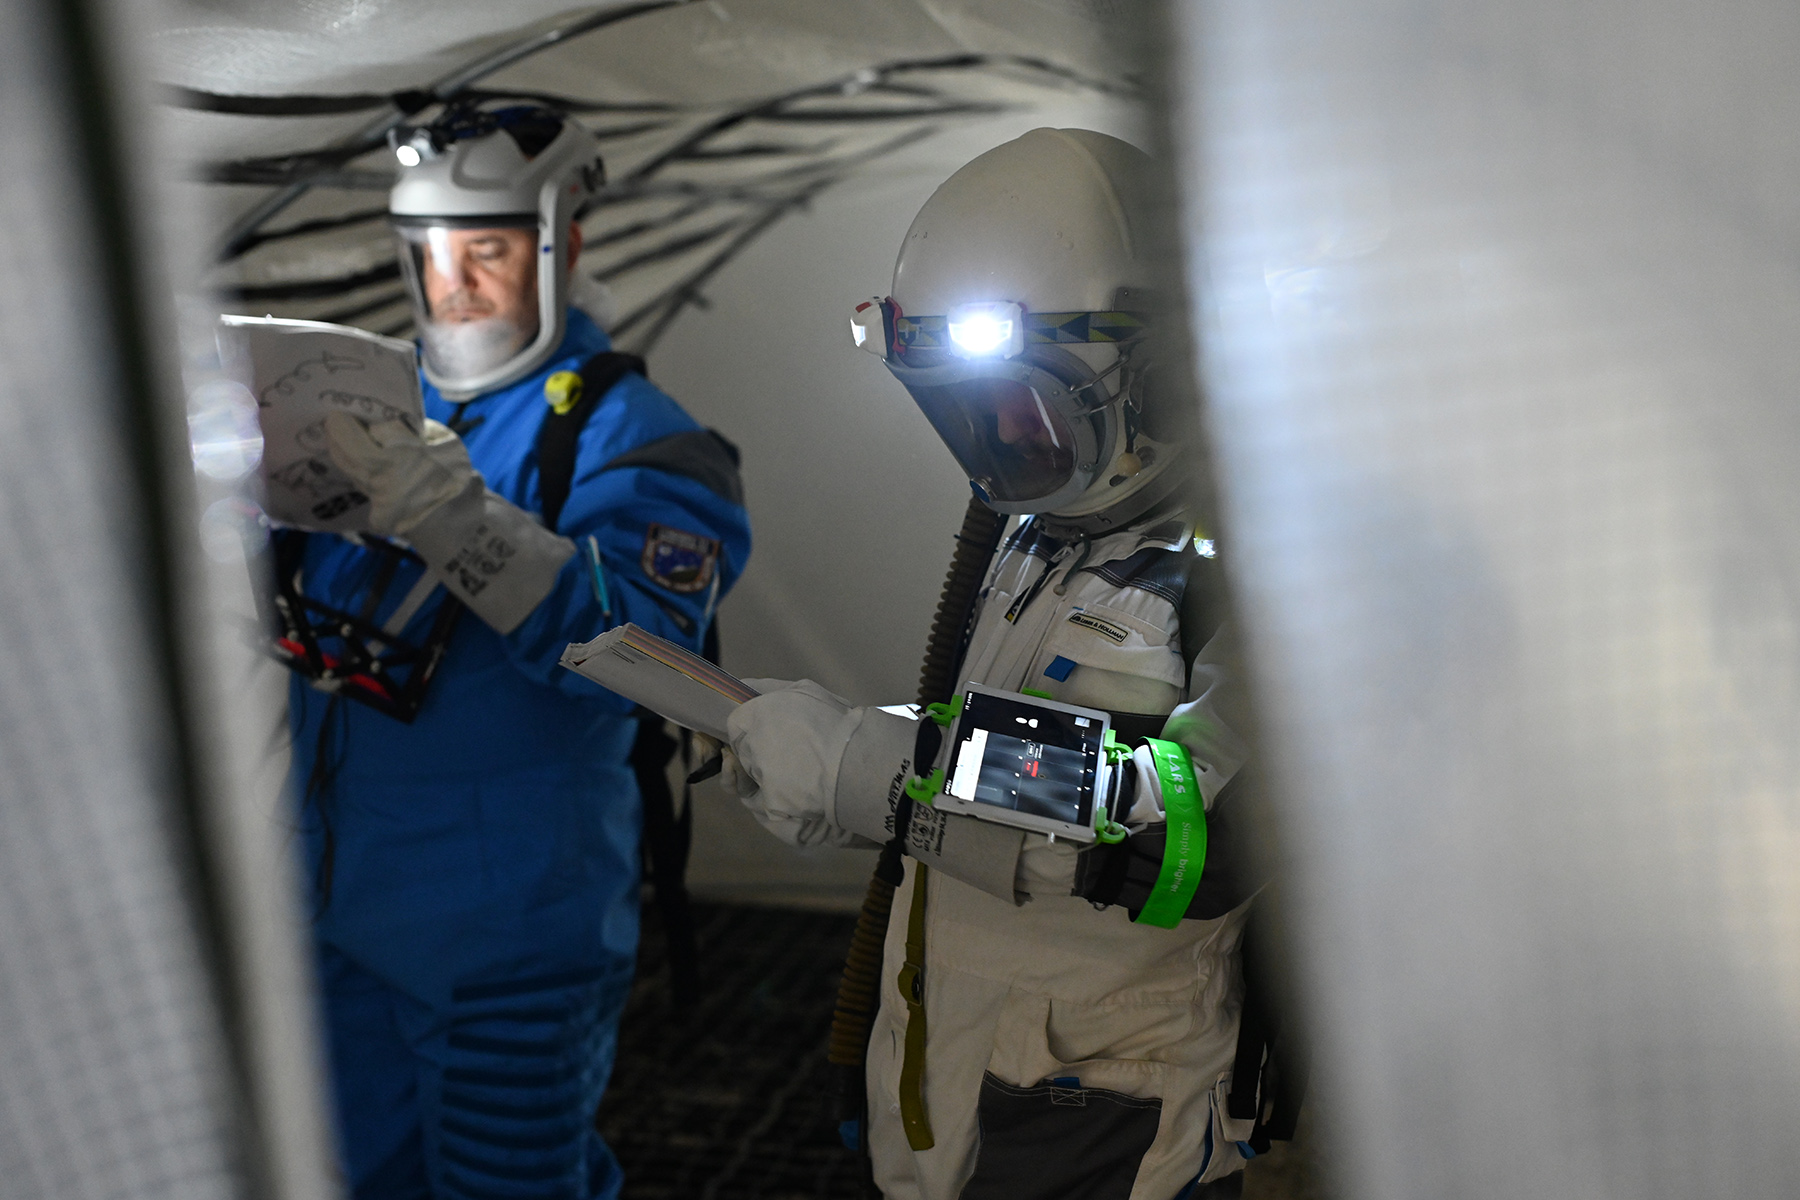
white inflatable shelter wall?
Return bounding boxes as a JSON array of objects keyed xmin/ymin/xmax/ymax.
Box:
[{"xmin": 1172, "ymin": 1, "xmax": 1800, "ymax": 1196}]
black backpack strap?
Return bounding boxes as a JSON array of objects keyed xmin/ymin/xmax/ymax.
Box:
[
  {"xmin": 532, "ymin": 350, "xmax": 722, "ymax": 1013},
  {"xmin": 630, "ymin": 705, "xmax": 702, "ymax": 1010},
  {"xmin": 535, "ymin": 350, "xmax": 646, "ymax": 532},
  {"xmin": 1227, "ymin": 896, "xmax": 1309, "ymax": 1151},
  {"xmin": 1179, "ymin": 544, "xmax": 1228, "ymax": 672},
  {"xmin": 627, "ymin": 618, "xmax": 723, "ymax": 1013}
]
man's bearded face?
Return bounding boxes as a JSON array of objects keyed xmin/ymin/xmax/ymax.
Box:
[{"xmin": 419, "ymin": 226, "xmax": 540, "ymax": 334}]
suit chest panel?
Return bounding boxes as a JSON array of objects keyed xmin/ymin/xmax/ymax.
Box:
[{"xmin": 962, "ymin": 541, "xmax": 1188, "ymax": 701}]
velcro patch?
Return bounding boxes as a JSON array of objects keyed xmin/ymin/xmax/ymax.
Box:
[
  {"xmin": 641, "ymin": 522, "xmax": 719, "ymax": 594},
  {"xmin": 1067, "ymin": 609, "xmax": 1130, "ymax": 644}
]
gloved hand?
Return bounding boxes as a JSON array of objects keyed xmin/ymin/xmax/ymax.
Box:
[
  {"xmin": 323, "ymin": 412, "xmax": 474, "ymax": 537},
  {"xmin": 724, "ymin": 681, "xmax": 1030, "ymax": 902},
  {"xmin": 323, "ymin": 411, "xmax": 575, "ymax": 635},
  {"xmin": 723, "ymin": 679, "xmax": 871, "ymax": 849}
]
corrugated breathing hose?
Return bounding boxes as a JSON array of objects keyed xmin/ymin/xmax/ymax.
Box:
[{"xmin": 828, "ymin": 494, "xmax": 1007, "ymax": 1169}]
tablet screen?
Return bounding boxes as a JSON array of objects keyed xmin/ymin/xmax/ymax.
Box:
[{"xmin": 945, "ymin": 689, "xmax": 1102, "ymax": 827}]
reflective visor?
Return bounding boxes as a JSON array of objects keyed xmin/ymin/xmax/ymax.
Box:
[{"xmin": 903, "ymin": 376, "xmax": 1079, "ymax": 504}]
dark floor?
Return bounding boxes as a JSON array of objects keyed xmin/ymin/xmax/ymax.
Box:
[
  {"xmin": 598, "ymin": 903, "xmax": 870, "ymax": 1200},
  {"xmin": 600, "ymin": 902, "xmax": 1328, "ymax": 1200}
]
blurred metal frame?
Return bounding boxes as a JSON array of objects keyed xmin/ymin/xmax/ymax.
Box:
[{"xmin": 0, "ymin": 0, "xmax": 337, "ymax": 1196}]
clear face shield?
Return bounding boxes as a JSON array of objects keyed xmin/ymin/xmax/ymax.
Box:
[
  {"xmin": 853, "ymin": 299, "xmax": 1146, "ymax": 514},
  {"xmin": 898, "ymin": 356, "xmax": 1110, "ymax": 510},
  {"xmin": 394, "ymin": 216, "xmax": 543, "ymax": 391}
]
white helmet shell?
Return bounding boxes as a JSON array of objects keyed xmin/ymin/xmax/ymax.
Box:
[
  {"xmin": 892, "ymin": 127, "xmax": 1150, "ymax": 323},
  {"xmin": 390, "ymin": 108, "xmax": 604, "ymax": 399},
  {"xmin": 884, "ymin": 128, "xmax": 1180, "ymax": 527}
]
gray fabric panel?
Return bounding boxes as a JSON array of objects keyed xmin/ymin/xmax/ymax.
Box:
[
  {"xmin": 581, "ymin": 429, "xmax": 745, "ymax": 507},
  {"xmin": 958, "ymin": 1072, "xmax": 1162, "ymax": 1200},
  {"xmin": 905, "ymin": 806, "xmax": 1025, "ymax": 905},
  {"xmin": 834, "ymin": 705, "xmax": 920, "ymax": 845}
]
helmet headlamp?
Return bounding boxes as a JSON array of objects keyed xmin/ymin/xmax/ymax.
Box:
[
  {"xmin": 388, "ymin": 126, "xmax": 448, "ymax": 167},
  {"xmin": 947, "ymin": 301, "xmax": 1025, "ymax": 359},
  {"xmin": 846, "ymin": 297, "xmax": 1150, "ymax": 363}
]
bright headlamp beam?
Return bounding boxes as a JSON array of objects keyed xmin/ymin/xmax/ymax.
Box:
[
  {"xmin": 948, "ymin": 314, "xmax": 1012, "ymax": 355},
  {"xmin": 394, "ymin": 144, "xmax": 422, "ymax": 167},
  {"xmin": 946, "ymin": 300, "xmax": 1025, "ymax": 358}
]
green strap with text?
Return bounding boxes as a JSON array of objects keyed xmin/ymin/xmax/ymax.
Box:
[{"xmin": 1134, "ymin": 737, "xmax": 1207, "ymax": 928}]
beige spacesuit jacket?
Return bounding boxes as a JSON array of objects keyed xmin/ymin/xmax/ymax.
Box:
[{"xmin": 865, "ymin": 516, "xmax": 1256, "ymax": 1200}]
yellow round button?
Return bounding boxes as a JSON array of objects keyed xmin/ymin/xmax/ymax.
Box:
[{"xmin": 544, "ymin": 370, "xmax": 583, "ymax": 415}]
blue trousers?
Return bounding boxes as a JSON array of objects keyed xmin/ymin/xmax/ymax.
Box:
[{"xmin": 318, "ymin": 944, "xmax": 632, "ymax": 1199}]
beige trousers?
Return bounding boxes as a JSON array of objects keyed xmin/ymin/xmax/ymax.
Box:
[{"xmin": 865, "ymin": 861, "xmax": 1253, "ymax": 1200}]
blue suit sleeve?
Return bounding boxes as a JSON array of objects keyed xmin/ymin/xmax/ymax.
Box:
[{"xmin": 498, "ymin": 375, "xmax": 752, "ymax": 708}]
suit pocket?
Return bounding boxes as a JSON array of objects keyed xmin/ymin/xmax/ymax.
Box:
[
  {"xmin": 959, "ymin": 1072, "xmax": 1161, "ymax": 1200},
  {"xmin": 962, "ymin": 991, "xmax": 1180, "ymax": 1200}
]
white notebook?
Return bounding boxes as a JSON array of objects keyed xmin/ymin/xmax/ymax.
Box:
[
  {"xmin": 217, "ymin": 315, "xmax": 423, "ymax": 533},
  {"xmin": 561, "ymin": 623, "xmax": 758, "ymax": 740}
]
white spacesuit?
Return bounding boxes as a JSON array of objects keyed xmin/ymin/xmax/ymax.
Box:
[{"xmin": 725, "ymin": 128, "xmax": 1264, "ymax": 1200}]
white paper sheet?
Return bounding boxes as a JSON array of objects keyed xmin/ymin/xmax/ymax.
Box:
[{"xmin": 217, "ymin": 315, "xmax": 422, "ymax": 533}]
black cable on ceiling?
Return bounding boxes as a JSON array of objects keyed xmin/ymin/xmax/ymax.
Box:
[
  {"xmin": 229, "ymin": 207, "xmax": 390, "ymax": 255},
  {"xmin": 164, "ymin": 83, "xmax": 684, "ymax": 119},
  {"xmin": 216, "ymin": 261, "xmax": 399, "ymax": 304}
]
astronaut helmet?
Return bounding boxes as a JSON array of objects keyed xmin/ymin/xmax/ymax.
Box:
[
  {"xmin": 388, "ymin": 103, "xmax": 605, "ymax": 399},
  {"xmin": 851, "ymin": 127, "xmax": 1189, "ymax": 534}
]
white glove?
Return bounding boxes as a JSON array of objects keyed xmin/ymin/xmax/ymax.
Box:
[
  {"xmin": 323, "ymin": 412, "xmax": 473, "ymax": 536},
  {"xmin": 725, "ymin": 681, "xmax": 1029, "ymax": 901},
  {"xmin": 724, "ymin": 679, "xmax": 869, "ymax": 849},
  {"xmin": 323, "ymin": 411, "xmax": 575, "ymax": 635}
]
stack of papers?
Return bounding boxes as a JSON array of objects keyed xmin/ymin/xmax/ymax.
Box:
[{"xmin": 561, "ymin": 623, "xmax": 758, "ymax": 739}]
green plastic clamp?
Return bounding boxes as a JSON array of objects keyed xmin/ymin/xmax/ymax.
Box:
[
  {"xmin": 1102, "ymin": 727, "xmax": 1133, "ymax": 765},
  {"xmin": 904, "ymin": 768, "xmax": 945, "ymax": 807},
  {"xmin": 904, "ymin": 695, "xmax": 965, "ymax": 807},
  {"xmin": 1133, "ymin": 737, "xmax": 1206, "ymax": 929},
  {"xmin": 923, "ymin": 694, "xmax": 965, "ymax": 728},
  {"xmin": 1089, "ymin": 728, "xmax": 1134, "ymax": 844},
  {"xmin": 1021, "ymin": 687, "xmax": 1054, "ymax": 700}
]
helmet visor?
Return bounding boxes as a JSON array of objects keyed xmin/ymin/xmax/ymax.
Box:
[
  {"xmin": 395, "ymin": 218, "xmax": 541, "ymax": 386},
  {"xmin": 903, "ymin": 375, "xmax": 1080, "ymax": 505}
]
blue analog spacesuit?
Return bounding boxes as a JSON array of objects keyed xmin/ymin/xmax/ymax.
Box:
[{"xmin": 288, "ymin": 305, "xmax": 750, "ymax": 1199}]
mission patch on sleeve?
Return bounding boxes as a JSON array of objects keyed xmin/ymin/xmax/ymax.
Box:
[{"xmin": 640, "ymin": 522, "xmax": 720, "ymax": 593}]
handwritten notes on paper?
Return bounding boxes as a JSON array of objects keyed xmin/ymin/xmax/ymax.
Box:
[{"xmin": 218, "ymin": 315, "xmax": 423, "ymax": 533}]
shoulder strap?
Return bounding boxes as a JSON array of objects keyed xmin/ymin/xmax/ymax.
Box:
[
  {"xmin": 1179, "ymin": 545, "xmax": 1228, "ymax": 672},
  {"xmin": 535, "ymin": 350, "xmax": 646, "ymax": 531}
]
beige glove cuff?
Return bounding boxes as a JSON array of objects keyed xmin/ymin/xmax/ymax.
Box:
[
  {"xmin": 406, "ymin": 480, "xmax": 575, "ymax": 635},
  {"xmin": 832, "ymin": 704, "xmax": 923, "ymax": 845},
  {"xmin": 833, "ymin": 705, "xmax": 1026, "ymax": 904}
]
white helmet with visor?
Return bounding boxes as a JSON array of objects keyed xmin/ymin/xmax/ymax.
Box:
[
  {"xmin": 852, "ymin": 128, "xmax": 1184, "ymax": 533},
  {"xmin": 389, "ymin": 103, "xmax": 604, "ymax": 399}
]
